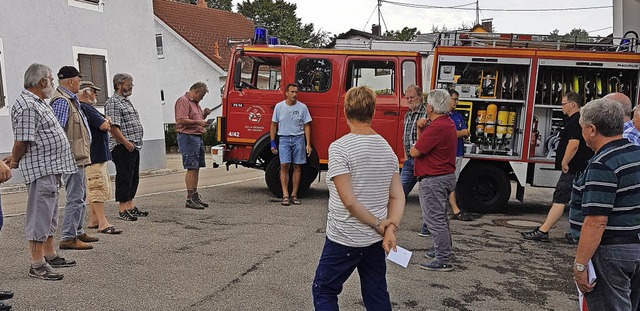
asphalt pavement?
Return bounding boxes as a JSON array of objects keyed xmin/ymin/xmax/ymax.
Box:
[{"xmin": 0, "ymin": 154, "xmax": 579, "ymax": 310}]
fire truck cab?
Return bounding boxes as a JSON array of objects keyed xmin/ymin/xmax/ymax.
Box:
[{"xmin": 218, "ymin": 45, "xmax": 425, "ymax": 197}]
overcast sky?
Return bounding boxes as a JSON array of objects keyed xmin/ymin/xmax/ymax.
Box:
[{"xmin": 231, "ymin": 0, "xmax": 613, "ymax": 37}]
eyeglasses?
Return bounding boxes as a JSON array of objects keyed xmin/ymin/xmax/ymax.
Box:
[
  {"xmin": 562, "ymin": 101, "xmax": 572, "ymax": 105},
  {"xmin": 451, "ymin": 97, "xmax": 459, "ymax": 101}
]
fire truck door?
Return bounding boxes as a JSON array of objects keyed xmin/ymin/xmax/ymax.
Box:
[{"xmin": 339, "ymin": 57, "xmax": 400, "ymax": 156}]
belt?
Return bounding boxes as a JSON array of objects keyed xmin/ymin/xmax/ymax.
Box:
[
  {"xmin": 417, "ymin": 172, "xmax": 454, "ymax": 181},
  {"xmin": 600, "ymin": 234, "xmax": 640, "ymax": 245}
]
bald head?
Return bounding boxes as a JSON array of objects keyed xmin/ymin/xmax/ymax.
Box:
[{"xmin": 604, "ymin": 93, "xmax": 632, "ymax": 121}]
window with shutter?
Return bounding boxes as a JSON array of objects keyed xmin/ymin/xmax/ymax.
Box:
[
  {"xmin": 68, "ymin": 0, "xmax": 103, "ymax": 12},
  {"xmin": 78, "ymin": 53, "xmax": 109, "ymax": 106},
  {"xmin": 156, "ymin": 34, "xmax": 164, "ymax": 59}
]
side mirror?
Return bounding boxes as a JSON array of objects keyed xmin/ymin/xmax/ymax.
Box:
[{"xmin": 233, "ymin": 61, "xmax": 242, "ymax": 88}]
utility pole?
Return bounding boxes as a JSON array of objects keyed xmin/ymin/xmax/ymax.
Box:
[
  {"xmin": 377, "ymin": 0, "xmax": 382, "ymax": 30},
  {"xmin": 475, "ymin": 0, "xmax": 479, "ymax": 26}
]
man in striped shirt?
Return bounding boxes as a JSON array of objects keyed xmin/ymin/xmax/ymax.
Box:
[{"xmin": 569, "ymin": 98, "xmax": 640, "ymax": 310}]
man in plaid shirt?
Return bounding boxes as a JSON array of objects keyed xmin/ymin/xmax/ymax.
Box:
[
  {"xmin": 105, "ymin": 73, "xmax": 148, "ymax": 221},
  {"xmin": 401, "ymin": 85, "xmax": 430, "ymax": 237},
  {"xmin": 6, "ymin": 63, "xmax": 77, "ymax": 281}
]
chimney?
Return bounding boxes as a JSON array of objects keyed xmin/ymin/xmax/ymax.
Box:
[
  {"xmin": 197, "ymin": 0, "xmax": 207, "ymax": 8},
  {"xmin": 372, "ymin": 24, "xmax": 381, "ymax": 36},
  {"xmin": 213, "ymin": 41, "xmax": 220, "ymax": 58},
  {"xmin": 481, "ymin": 18, "xmax": 493, "ymax": 32}
]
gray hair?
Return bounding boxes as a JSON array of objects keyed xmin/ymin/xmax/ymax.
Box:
[
  {"xmin": 405, "ymin": 84, "xmax": 423, "ymax": 102},
  {"xmin": 580, "ymin": 98, "xmax": 624, "ymax": 137},
  {"xmin": 190, "ymin": 81, "xmax": 209, "ymax": 93},
  {"xmin": 112, "ymin": 73, "xmax": 133, "ymax": 90},
  {"xmin": 426, "ymin": 89, "xmax": 451, "ymax": 114},
  {"xmin": 23, "ymin": 63, "xmax": 51, "ymax": 89}
]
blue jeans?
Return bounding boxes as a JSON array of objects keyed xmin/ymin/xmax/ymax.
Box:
[
  {"xmin": 400, "ymin": 158, "xmax": 417, "ymax": 198},
  {"xmin": 312, "ymin": 238, "xmax": 391, "ymax": 311},
  {"xmin": 61, "ymin": 167, "xmax": 87, "ymax": 241},
  {"xmin": 585, "ymin": 243, "xmax": 640, "ymax": 311},
  {"xmin": 401, "ymin": 158, "xmax": 428, "ymax": 231}
]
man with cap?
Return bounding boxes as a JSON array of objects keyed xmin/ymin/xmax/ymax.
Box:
[
  {"xmin": 78, "ymin": 81, "xmax": 122, "ymax": 234},
  {"xmin": 50, "ymin": 66, "xmax": 98, "ymax": 250}
]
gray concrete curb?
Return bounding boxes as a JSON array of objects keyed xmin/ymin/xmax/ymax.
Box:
[{"xmin": 0, "ymin": 167, "xmax": 181, "ymax": 194}]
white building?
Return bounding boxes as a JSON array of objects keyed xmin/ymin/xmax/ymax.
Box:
[
  {"xmin": 153, "ymin": 0, "xmax": 254, "ymax": 124},
  {"xmin": 0, "ymin": 0, "xmax": 165, "ymax": 183}
]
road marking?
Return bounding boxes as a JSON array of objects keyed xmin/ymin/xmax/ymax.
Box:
[{"xmin": 3, "ymin": 176, "xmax": 262, "ymax": 218}]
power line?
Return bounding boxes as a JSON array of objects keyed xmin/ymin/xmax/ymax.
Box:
[
  {"xmin": 380, "ymin": 0, "xmax": 612, "ymax": 12},
  {"xmin": 586, "ymin": 26, "xmax": 613, "ymax": 33}
]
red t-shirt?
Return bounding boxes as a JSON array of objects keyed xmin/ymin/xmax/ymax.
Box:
[
  {"xmin": 175, "ymin": 93, "xmax": 205, "ymax": 135},
  {"xmin": 413, "ymin": 114, "xmax": 457, "ymax": 177}
]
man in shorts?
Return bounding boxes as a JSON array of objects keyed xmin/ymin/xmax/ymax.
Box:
[
  {"xmin": 7, "ymin": 63, "xmax": 77, "ymax": 280},
  {"xmin": 521, "ymin": 92, "xmax": 593, "ymax": 242},
  {"xmin": 78, "ymin": 81, "xmax": 121, "ymax": 234},
  {"xmin": 270, "ymin": 83, "xmax": 312, "ymax": 206},
  {"xmin": 175, "ymin": 82, "xmax": 211, "ymax": 209}
]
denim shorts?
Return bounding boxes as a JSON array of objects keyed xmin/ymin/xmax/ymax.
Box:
[
  {"xmin": 278, "ymin": 135, "xmax": 307, "ymax": 165},
  {"xmin": 177, "ymin": 133, "xmax": 206, "ymax": 170}
]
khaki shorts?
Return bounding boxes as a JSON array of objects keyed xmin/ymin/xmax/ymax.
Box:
[{"xmin": 85, "ymin": 162, "xmax": 111, "ymax": 203}]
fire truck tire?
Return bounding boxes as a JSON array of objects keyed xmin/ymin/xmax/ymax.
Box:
[
  {"xmin": 265, "ymin": 157, "xmax": 319, "ymax": 198},
  {"xmin": 456, "ymin": 164, "xmax": 511, "ymax": 213}
]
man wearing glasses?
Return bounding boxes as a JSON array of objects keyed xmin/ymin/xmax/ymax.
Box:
[
  {"xmin": 522, "ymin": 92, "xmax": 593, "ymax": 242},
  {"xmin": 447, "ymin": 90, "xmax": 472, "ymax": 221}
]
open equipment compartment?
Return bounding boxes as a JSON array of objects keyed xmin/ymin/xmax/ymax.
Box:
[{"xmin": 435, "ymin": 55, "xmax": 532, "ymax": 158}]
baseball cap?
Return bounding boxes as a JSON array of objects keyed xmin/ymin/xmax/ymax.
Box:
[
  {"xmin": 79, "ymin": 81, "xmax": 101, "ymax": 91},
  {"xmin": 57, "ymin": 66, "xmax": 83, "ymax": 79}
]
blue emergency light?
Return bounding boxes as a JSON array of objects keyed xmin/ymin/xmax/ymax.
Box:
[
  {"xmin": 268, "ymin": 36, "xmax": 280, "ymax": 45},
  {"xmin": 254, "ymin": 27, "xmax": 268, "ymax": 45}
]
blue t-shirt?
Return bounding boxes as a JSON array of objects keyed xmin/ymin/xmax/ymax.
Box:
[
  {"xmin": 81, "ymin": 103, "xmax": 111, "ymax": 163},
  {"xmin": 272, "ymin": 100, "xmax": 312, "ymax": 136},
  {"xmin": 449, "ymin": 111, "xmax": 467, "ymax": 157}
]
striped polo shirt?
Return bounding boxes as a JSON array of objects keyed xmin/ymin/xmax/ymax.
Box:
[
  {"xmin": 568, "ymin": 139, "xmax": 640, "ymax": 240},
  {"xmin": 325, "ymin": 133, "xmax": 398, "ymax": 247}
]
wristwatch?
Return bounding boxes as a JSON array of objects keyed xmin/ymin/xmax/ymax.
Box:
[{"xmin": 574, "ymin": 261, "xmax": 586, "ymax": 272}]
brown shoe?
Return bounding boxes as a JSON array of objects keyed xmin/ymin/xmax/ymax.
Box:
[
  {"xmin": 59, "ymin": 238, "xmax": 93, "ymax": 250},
  {"xmin": 77, "ymin": 233, "xmax": 99, "ymax": 243}
]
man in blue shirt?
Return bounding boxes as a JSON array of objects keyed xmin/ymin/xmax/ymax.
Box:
[
  {"xmin": 604, "ymin": 92, "xmax": 640, "ymax": 146},
  {"xmin": 447, "ymin": 90, "xmax": 472, "ymax": 221},
  {"xmin": 269, "ymin": 83, "xmax": 312, "ymax": 206},
  {"xmin": 78, "ymin": 81, "xmax": 122, "ymax": 235}
]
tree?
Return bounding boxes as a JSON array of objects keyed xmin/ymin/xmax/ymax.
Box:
[
  {"xmin": 175, "ymin": 0, "xmax": 232, "ymax": 11},
  {"xmin": 384, "ymin": 27, "xmax": 421, "ymax": 41},
  {"xmin": 236, "ymin": 0, "xmax": 327, "ymax": 48},
  {"xmin": 545, "ymin": 28, "xmax": 592, "ymax": 42}
]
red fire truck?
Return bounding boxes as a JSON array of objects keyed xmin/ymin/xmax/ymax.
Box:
[{"xmin": 217, "ymin": 31, "xmax": 640, "ymax": 213}]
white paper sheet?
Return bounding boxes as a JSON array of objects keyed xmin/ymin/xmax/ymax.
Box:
[
  {"xmin": 577, "ymin": 260, "xmax": 597, "ymax": 311},
  {"xmin": 386, "ymin": 245, "xmax": 412, "ymax": 268}
]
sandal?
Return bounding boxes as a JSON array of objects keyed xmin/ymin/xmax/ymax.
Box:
[
  {"xmin": 87, "ymin": 225, "xmax": 99, "ymax": 229},
  {"xmin": 290, "ymin": 196, "xmax": 301, "ymax": 205},
  {"xmin": 281, "ymin": 197, "xmax": 290, "ymax": 206},
  {"xmin": 451, "ymin": 212, "xmax": 472, "ymax": 221},
  {"xmin": 98, "ymin": 226, "xmax": 123, "ymax": 234}
]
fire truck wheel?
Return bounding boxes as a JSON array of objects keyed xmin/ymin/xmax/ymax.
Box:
[
  {"xmin": 265, "ymin": 157, "xmax": 318, "ymax": 198},
  {"xmin": 456, "ymin": 164, "xmax": 511, "ymax": 214}
]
